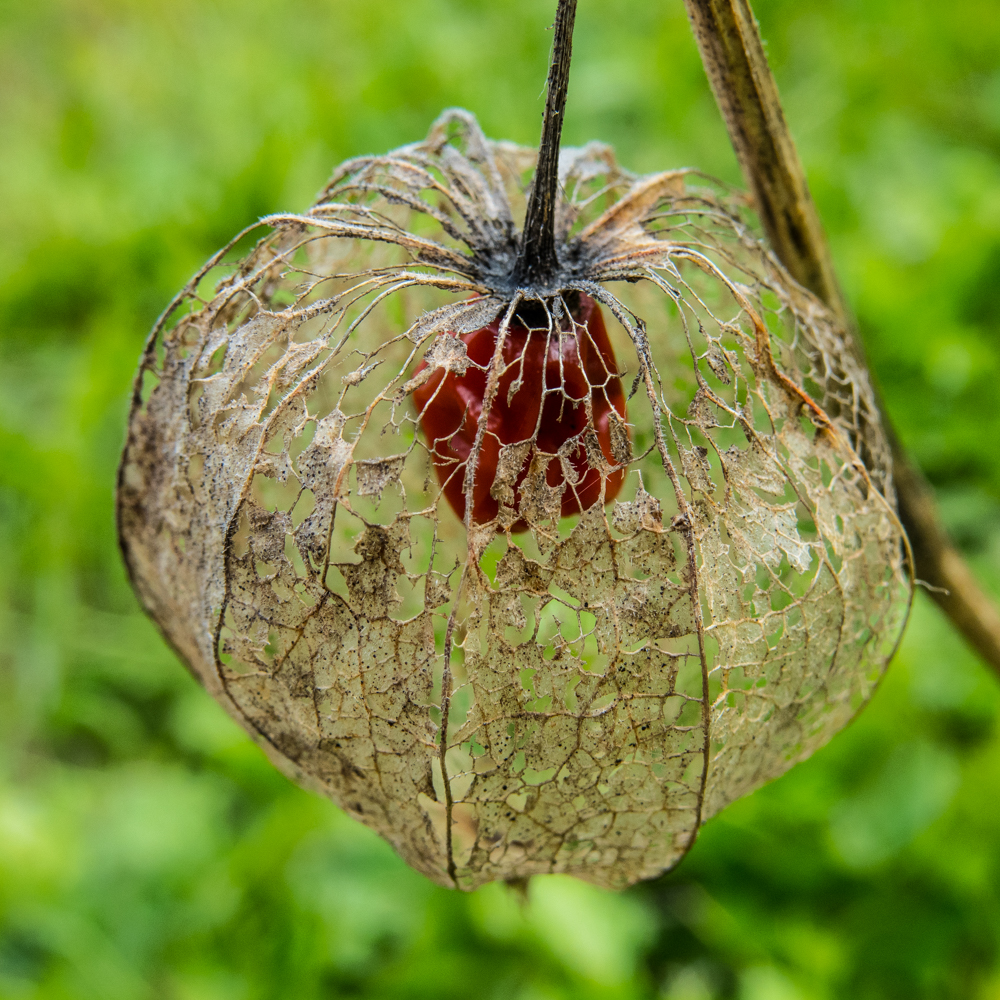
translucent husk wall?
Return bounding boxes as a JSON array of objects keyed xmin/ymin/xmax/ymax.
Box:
[{"xmin": 117, "ymin": 113, "xmax": 910, "ymax": 890}]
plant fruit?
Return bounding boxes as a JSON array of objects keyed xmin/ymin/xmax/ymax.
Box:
[
  {"xmin": 413, "ymin": 294, "xmax": 627, "ymax": 530},
  {"xmin": 117, "ymin": 111, "xmax": 910, "ymax": 892}
]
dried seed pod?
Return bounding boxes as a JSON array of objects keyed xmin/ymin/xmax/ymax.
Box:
[{"xmin": 118, "ymin": 105, "xmax": 911, "ymax": 889}]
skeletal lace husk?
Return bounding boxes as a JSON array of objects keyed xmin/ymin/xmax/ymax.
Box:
[{"xmin": 118, "ymin": 110, "xmax": 911, "ymax": 890}]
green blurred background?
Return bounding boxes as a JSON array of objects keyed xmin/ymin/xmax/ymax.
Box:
[{"xmin": 2, "ymin": 0, "xmax": 1000, "ymax": 996}]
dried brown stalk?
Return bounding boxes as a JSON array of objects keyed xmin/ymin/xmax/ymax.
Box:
[{"xmin": 682, "ymin": 0, "xmax": 1000, "ymax": 673}]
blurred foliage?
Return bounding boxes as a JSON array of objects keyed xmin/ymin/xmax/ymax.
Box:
[{"xmin": 1, "ymin": 0, "xmax": 1000, "ymax": 996}]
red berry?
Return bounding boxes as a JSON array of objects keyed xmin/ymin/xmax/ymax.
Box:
[{"xmin": 414, "ymin": 294, "xmax": 628, "ymax": 530}]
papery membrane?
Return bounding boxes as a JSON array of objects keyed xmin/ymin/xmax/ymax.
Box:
[{"xmin": 118, "ymin": 112, "xmax": 910, "ymax": 890}]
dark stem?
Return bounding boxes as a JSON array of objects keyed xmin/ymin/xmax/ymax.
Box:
[{"xmin": 512, "ymin": 0, "xmax": 577, "ymax": 289}]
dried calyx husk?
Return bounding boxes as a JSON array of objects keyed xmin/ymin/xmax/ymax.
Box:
[{"xmin": 118, "ymin": 103, "xmax": 911, "ymax": 889}]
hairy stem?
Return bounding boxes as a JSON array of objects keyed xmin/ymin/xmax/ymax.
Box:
[
  {"xmin": 513, "ymin": 0, "xmax": 577, "ymax": 289},
  {"xmin": 683, "ymin": 0, "xmax": 1000, "ymax": 673}
]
